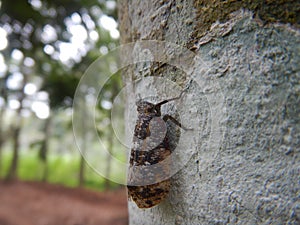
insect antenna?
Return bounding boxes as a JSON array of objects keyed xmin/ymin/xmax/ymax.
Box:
[
  {"xmin": 155, "ymin": 80, "xmax": 193, "ymax": 108},
  {"xmin": 155, "ymin": 86, "xmax": 189, "ymax": 108}
]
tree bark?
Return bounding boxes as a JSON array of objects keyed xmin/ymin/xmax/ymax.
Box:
[
  {"xmin": 6, "ymin": 82, "xmax": 26, "ymax": 181},
  {"xmin": 104, "ymin": 125, "xmax": 113, "ymax": 190},
  {"xmin": 5, "ymin": 118, "xmax": 22, "ymax": 181},
  {"xmin": 78, "ymin": 151, "xmax": 85, "ymax": 187},
  {"xmin": 104, "ymin": 82, "xmax": 119, "ymax": 190},
  {"xmin": 39, "ymin": 115, "xmax": 51, "ymax": 182},
  {"xmin": 0, "ymin": 105, "xmax": 6, "ymax": 174},
  {"xmin": 78, "ymin": 106, "xmax": 87, "ymax": 187},
  {"xmin": 119, "ymin": 0, "xmax": 299, "ymax": 224}
]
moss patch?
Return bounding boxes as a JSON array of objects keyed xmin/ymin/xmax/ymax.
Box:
[{"xmin": 193, "ymin": 0, "xmax": 300, "ymax": 40}]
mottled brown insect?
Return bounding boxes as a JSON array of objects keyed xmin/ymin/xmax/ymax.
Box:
[{"xmin": 127, "ymin": 89, "xmax": 189, "ymax": 208}]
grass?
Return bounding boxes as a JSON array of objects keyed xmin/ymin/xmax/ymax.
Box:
[{"xmin": 0, "ymin": 150, "xmax": 116, "ymax": 191}]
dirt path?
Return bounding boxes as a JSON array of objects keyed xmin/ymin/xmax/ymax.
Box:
[{"xmin": 0, "ymin": 180, "xmax": 128, "ymax": 225}]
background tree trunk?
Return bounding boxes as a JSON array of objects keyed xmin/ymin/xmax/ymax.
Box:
[
  {"xmin": 39, "ymin": 116, "xmax": 52, "ymax": 182},
  {"xmin": 104, "ymin": 82, "xmax": 119, "ymax": 190},
  {"xmin": 78, "ymin": 104, "xmax": 87, "ymax": 187},
  {"xmin": 119, "ymin": 0, "xmax": 299, "ymax": 224},
  {"xmin": 6, "ymin": 78, "xmax": 26, "ymax": 181},
  {"xmin": 78, "ymin": 151, "xmax": 85, "ymax": 187},
  {"xmin": 104, "ymin": 125, "xmax": 113, "ymax": 190},
  {"xmin": 0, "ymin": 105, "xmax": 6, "ymax": 174},
  {"xmin": 5, "ymin": 114, "xmax": 22, "ymax": 181}
]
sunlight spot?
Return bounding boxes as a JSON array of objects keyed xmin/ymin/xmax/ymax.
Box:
[
  {"xmin": 23, "ymin": 39, "xmax": 32, "ymax": 50},
  {"xmin": 90, "ymin": 6, "xmax": 102, "ymax": 18},
  {"xmin": 110, "ymin": 29, "xmax": 120, "ymax": 39},
  {"xmin": 0, "ymin": 27, "xmax": 8, "ymax": 50},
  {"xmin": 82, "ymin": 13, "xmax": 95, "ymax": 30},
  {"xmin": 64, "ymin": 17, "xmax": 73, "ymax": 28},
  {"xmin": 24, "ymin": 57, "xmax": 35, "ymax": 67},
  {"xmin": 99, "ymin": 15, "xmax": 117, "ymax": 31},
  {"xmin": 69, "ymin": 24, "xmax": 88, "ymax": 45},
  {"xmin": 43, "ymin": 44, "xmax": 55, "ymax": 55},
  {"xmin": 13, "ymin": 22, "xmax": 22, "ymax": 33},
  {"xmin": 7, "ymin": 72, "xmax": 23, "ymax": 90},
  {"xmin": 89, "ymin": 30, "xmax": 99, "ymax": 41},
  {"xmin": 71, "ymin": 12, "xmax": 82, "ymax": 24},
  {"xmin": 0, "ymin": 54, "xmax": 7, "ymax": 77},
  {"xmin": 31, "ymin": 101, "xmax": 50, "ymax": 119},
  {"xmin": 36, "ymin": 91, "xmax": 49, "ymax": 101},
  {"xmin": 47, "ymin": 8, "xmax": 57, "ymax": 17},
  {"xmin": 101, "ymin": 100, "xmax": 112, "ymax": 110},
  {"xmin": 29, "ymin": 0, "xmax": 42, "ymax": 10},
  {"xmin": 11, "ymin": 49, "xmax": 24, "ymax": 61},
  {"xmin": 85, "ymin": 93, "xmax": 95, "ymax": 105},
  {"xmin": 2, "ymin": 24, "xmax": 13, "ymax": 35},
  {"xmin": 51, "ymin": 52, "xmax": 60, "ymax": 61},
  {"xmin": 24, "ymin": 83, "xmax": 37, "ymax": 95},
  {"xmin": 23, "ymin": 23, "xmax": 34, "ymax": 35},
  {"xmin": 99, "ymin": 15, "xmax": 119, "ymax": 39},
  {"xmin": 41, "ymin": 24, "xmax": 57, "ymax": 43},
  {"xmin": 106, "ymin": 0, "xmax": 116, "ymax": 10},
  {"xmin": 59, "ymin": 42, "xmax": 79, "ymax": 63},
  {"xmin": 9, "ymin": 99, "xmax": 20, "ymax": 110},
  {"xmin": 99, "ymin": 46, "xmax": 108, "ymax": 55}
]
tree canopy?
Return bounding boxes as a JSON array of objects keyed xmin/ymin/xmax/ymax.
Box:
[{"xmin": 0, "ymin": 0, "xmax": 119, "ymax": 111}]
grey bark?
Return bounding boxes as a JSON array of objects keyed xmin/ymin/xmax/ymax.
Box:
[
  {"xmin": 39, "ymin": 115, "xmax": 51, "ymax": 182},
  {"xmin": 119, "ymin": 1, "xmax": 300, "ymax": 224},
  {"xmin": 79, "ymin": 101, "xmax": 87, "ymax": 187},
  {"xmin": 0, "ymin": 105, "xmax": 5, "ymax": 173},
  {"xmin": 6, "ymin": 77, "xmax": 26, "ymax": 181}
]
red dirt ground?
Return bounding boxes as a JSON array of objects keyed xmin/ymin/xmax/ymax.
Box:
[{"xmin": 0, "ymin": 180, "xmax": 128, "ymax": 225}]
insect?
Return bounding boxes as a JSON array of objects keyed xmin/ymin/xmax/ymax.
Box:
[{"xmin": 127, "ymin": 88, "xmax": 190, "ymax": 208}]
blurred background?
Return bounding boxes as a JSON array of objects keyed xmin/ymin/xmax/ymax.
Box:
[{"xmin": 0, "ymin": 0, "xmax": 127, "ymax": 224}]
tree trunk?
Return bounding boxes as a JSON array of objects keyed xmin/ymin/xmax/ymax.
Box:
[
  {"xmin": 78, "ymin": 109, "xmax": 87, "ymax": 187},
  {"xmin": 6, "ymin": 99, "xmax": 25, "ymax": 181},
  {"xmin": 119, "ymin": 1, "xmax": 299, "ymax": 224},
  {"xmin": 78, "ymin": 152, "xmax": 85, "ymax": 187},
  {"xmin": 104, "ymin": 82, "xmax": 119, "ymax": 190},
  {"xmin": 78, "ymin": 138, "xmax": 87, "ymax": 187},
  {"xmin": 104, "ymin": 126, "xmax": 113, "ymax": 190},
  {"xmin": 0, "ymin": 105, "xmax": 6, "ymax": 174},
  {"xmin": 5, "ymin": 122, "xmax": 21, "ymax": 181},
  {"xmin": 6, "ymin": 77, "xmax": 26, "ymax": 181},
  {"xmin": 39, "ymin": 115, "xmax": 51, "ymax": 182}
]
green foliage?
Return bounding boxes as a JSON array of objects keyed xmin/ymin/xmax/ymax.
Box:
[
  {"xmin": 0, "ymin": 150, "xmax": 109, "ymax": 190},
  {"xmin": 18, "ymin": 153, "xmax": 42, "ymax": 180}
]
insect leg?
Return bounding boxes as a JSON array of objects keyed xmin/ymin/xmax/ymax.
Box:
[{"xmin": 162, "ymin": 115, "xmax": 192, "ymax": 131}]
